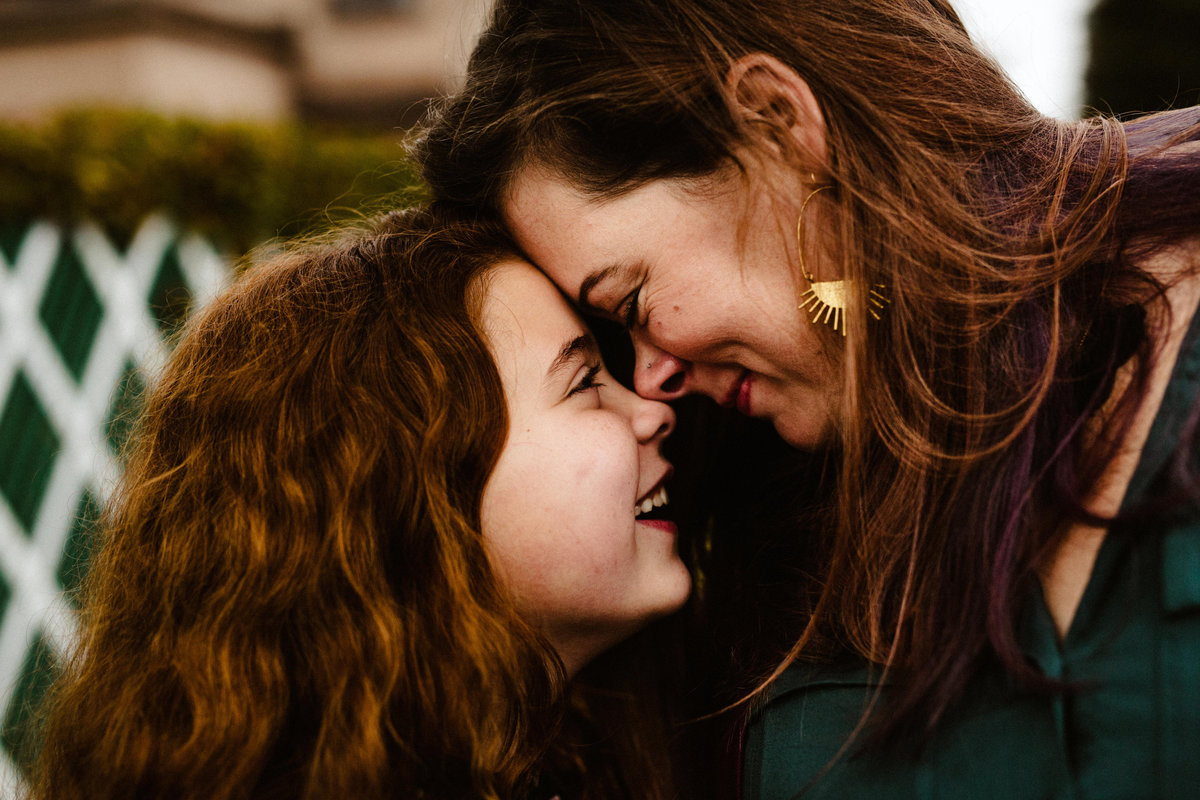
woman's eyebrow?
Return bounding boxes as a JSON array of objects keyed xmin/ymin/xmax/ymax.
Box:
[
  {"xmin": 578, "ymin": 265, "xmax": 620, "ymax": 311},
  {"xmin": 545, "ymin": 333, "xmax": 598, "ymax": 383},
  {"xmin": 578, "ymin": 259, "xmax": 648, "ymax": 314}
]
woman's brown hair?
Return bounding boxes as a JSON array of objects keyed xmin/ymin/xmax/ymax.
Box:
[
  {"xmin": 417, "ymin": 0, "xmax": 1200, "ymax": 742},
  {"xmin": 28, "ymin": 208, "xmax": 681, "ymax": 799}
]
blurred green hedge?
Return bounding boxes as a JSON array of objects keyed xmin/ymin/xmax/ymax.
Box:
[{"xmin": 0, "ymin": 109, "xmax": 425, "ymax": 256}]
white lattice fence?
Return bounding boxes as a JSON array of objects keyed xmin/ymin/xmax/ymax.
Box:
[{"xmin": 0, "ymin": 216, "xmax": 229, "ymax": 793}]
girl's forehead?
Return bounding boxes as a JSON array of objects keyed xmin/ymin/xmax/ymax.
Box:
[{"xmin": 478, "ymin": 261, "xmax": 586, "ymax": 355}]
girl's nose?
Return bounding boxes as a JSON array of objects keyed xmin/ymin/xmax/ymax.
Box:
[{"xmin": 631, "ymin": 388, "xmax": 676, "ymax": 444}]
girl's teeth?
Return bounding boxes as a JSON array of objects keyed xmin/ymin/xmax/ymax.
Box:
[{"xmin": 635, "ymin": 487, "xmax": 670, "ymax": 517}]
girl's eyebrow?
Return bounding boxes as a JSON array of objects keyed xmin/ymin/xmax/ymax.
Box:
[{"xmin": 545, "ymin": 333, "xmax": 598, "ymax": 383}]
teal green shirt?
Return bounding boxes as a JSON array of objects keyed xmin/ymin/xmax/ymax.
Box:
[{"xmin": 743, "ymin": 322, "xmax": 1200, "ymax": 799}]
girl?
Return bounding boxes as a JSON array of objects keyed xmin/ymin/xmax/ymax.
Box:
[{"xmin": 30, "ymin": 209, "xmax": 690, "ymax": 799}]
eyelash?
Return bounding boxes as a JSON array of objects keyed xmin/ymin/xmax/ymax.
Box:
[
  {"xmin": 619, "ymin": 285, "xmax": 642, "ymax": 330},
  {"xmin": 568, "ymin": 363, "xmax": 605, "ymax": 397}
]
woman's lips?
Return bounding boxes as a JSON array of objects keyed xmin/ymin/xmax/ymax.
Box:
[
  {"xmin": 636, "ymin": 519, "xmax": 679, "ymax": 535},
  {"xmin": 720, "ymin": 370, "xmax": 752, "ymax": 410},
  {"xmin": 736, "ymin": 372, "xmax": 752, "ymax": 415}
]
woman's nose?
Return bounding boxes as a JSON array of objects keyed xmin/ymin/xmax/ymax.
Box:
[{"xmin": 632, "ymin": 337, "xmax": 689, "ymax": 401}]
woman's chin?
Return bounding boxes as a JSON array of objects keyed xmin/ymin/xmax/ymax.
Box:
[{"xmin": 772, "ymin": 412, "xmax": 838, "ymax": 451}]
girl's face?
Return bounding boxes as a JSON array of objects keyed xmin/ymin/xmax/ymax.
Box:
[
  {"xmin": 479, "ymin": 260, "xmax": 690, "ymax": 676},
  {"xmin": 504, "ymin": 167, "xmax": 843, "ymax": 450}
]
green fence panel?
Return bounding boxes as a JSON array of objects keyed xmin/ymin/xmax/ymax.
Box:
[{"xmin": 0, "ymin": 216, "xmax": 229, "ymax": 791}]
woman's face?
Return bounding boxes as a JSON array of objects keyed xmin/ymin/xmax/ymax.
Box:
[
  {"xmin": 479, "ymin": 260, "xmax": 690, "ymax": 676},
  {"xmin": 504, "ymin": 167, "xmax": 842, "ymax": 450}
]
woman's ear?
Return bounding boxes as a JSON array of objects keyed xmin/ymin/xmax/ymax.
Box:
[{"xmin": 725, "ymin": 53, "xmax": 828, "ymax": 168}]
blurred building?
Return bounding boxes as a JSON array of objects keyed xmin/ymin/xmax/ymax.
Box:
[{"xmin": 0, "ymin": 0, "xmax": 490, "ymax": 127}]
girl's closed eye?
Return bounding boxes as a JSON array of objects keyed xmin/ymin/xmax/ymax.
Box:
[{"xmin": 568, "ymin": 363, "xmax": 606, "ymax": 397}]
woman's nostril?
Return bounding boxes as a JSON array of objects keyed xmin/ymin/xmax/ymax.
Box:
[{"xmin": 661, "ymin": 371, "xmax": 685, "ymax": 394}]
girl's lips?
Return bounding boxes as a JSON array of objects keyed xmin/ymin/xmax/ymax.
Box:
[
  {"xmin": 636, "ymin": 519, "xmax": 678, "ymax": 535},
  {"xmin": 736, "ymin": 373, "xmax": 752, "ymax": 415}
]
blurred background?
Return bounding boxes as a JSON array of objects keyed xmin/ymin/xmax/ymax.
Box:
[{"xmin": 0, "ymin": 0, "xmax": 1196, "ymax": 793}]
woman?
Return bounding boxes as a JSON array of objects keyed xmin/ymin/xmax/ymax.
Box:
[
  {"xmin": 418, "ymin": 0, "xmax": 1200, "ymax": 796},
  {"xmin": 30, "ymin": 209, "xmax": 690, "ymax": 799}
]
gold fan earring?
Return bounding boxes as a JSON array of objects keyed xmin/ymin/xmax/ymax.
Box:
[{"xmin": 796, "ymin": 185, "xmax": 887, "ymax": 336}]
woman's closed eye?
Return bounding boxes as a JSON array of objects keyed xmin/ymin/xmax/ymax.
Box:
[
  {"xmin": 619, "ymin": 284, "xmax": 643, "ymax": 330},
  {"xmin": 568, "ymin": 363, "xmax": 606, "ymax": 397}
]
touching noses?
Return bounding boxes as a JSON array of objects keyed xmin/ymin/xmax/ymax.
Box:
[{"xmin": 632, "ymin": 336, "xmax": 689, "ymax": 401}]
